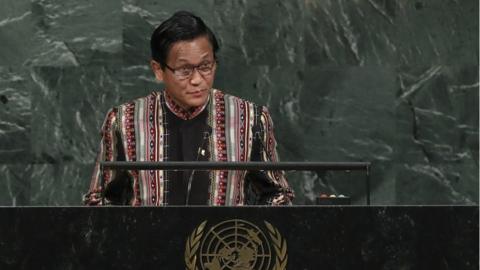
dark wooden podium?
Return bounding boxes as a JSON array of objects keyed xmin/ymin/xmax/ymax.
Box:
[{"xmin": 0, "ymin": 206, "xmax": 477, "ymax": 269}]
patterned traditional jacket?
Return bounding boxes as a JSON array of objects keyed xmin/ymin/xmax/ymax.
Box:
[{"xmin": 84, "ymin": 89, "xmax": 294, "ymax": 206}]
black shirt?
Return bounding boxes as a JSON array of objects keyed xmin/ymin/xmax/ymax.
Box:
[{"xmin": 164, "ymin": 106, "xmax": 211, "ymax": 205}]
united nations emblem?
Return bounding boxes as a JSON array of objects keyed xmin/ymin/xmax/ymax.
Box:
[{"xmin": 185, "ymin": 219, "xmax": 288, "ymax": 270}]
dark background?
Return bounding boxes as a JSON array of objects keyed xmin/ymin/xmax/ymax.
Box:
[
  {"xmin": 0, "ymin": 0, "xmax": 478, "ymax": 205},
  {"xmin": 0, "ymin": 206, "xmax": 478, "ymax": 269}
]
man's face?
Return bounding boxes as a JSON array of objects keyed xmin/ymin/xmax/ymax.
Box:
[{"xmin": 151, "ymin": 36, "xmax": 216, "ymax": 109}]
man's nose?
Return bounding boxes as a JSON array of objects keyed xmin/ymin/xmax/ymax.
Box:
[{"xmin": 189, "ymin": 68, "xmax": 203, "ymax": 85}]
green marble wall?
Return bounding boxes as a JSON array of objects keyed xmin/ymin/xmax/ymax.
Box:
[{"xmin": 0, "ymin": 0, "xmax": 478, "ymax": 205}]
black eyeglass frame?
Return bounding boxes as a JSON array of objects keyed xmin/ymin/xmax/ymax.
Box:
[{"xmin": 163, "ymin": 60, "xmax": 218, "ymax": 80}]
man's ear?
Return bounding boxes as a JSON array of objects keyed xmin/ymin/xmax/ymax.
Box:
[{"xmin": 150, "ymin": 60, "xmax": 164, "ymax": 81}]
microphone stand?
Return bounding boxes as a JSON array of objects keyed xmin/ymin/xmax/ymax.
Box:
[{"xmin": 185, "ymin": 127, "xmax": 211, "ymax": 205}]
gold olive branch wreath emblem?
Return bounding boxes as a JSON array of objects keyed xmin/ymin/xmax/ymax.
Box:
[
  {"xmin": 264, "ymin": 221, "xmax": 288, "ymax": 270},
  {"xmin": 184, "ymin": 220, "xmax": 287, "ymax": 270},
  {"xmin": 185, "ymin": 220, "xmax": 207, "ymax": 270}
]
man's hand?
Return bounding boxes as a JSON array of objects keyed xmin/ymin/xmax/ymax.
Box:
[{"xmin": 271, "ymin": 193, "xmax": 292, "ymax": 206}]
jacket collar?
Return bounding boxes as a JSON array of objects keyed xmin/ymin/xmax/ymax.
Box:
[{"xmin": 163, "ymin": 90, "xmax": 210, "ymax": 120}]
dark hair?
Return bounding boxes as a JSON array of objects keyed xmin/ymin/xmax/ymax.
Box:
[{"xmin": 150, "ymin": 11, "xmax": 220, "ymax": 69}]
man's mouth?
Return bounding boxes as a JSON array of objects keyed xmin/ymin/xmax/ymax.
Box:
[{"xmin": 187, "ymin": 90, "xmax": 205, "ymax": 96}]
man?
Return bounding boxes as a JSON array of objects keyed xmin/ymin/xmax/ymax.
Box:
[{"xmin": 84, "ymin": 11, "xmax": 293, "ymax": 206}]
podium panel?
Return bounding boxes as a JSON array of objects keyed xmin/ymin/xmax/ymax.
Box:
[{"xmin": 0, "ymin": 206, "xmax": 477, "ymax": 269}]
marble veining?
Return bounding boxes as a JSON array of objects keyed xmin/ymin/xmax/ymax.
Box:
[{"xmin": 0, "ymin": 0, "xmax": 477, "ymax": 205}]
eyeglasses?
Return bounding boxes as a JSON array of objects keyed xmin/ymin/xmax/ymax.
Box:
[{"xmin": 164, "ymin": 61, "xmax": 216, "ymax": 80}]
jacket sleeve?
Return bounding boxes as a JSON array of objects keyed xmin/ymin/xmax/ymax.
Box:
[
  {"xmin": 83, "ymin": 108, "xmax": 132, "ymax": 205},
  {"xmin": 245, "ymin": 106, "xmax": 294, "ymax": 205}
]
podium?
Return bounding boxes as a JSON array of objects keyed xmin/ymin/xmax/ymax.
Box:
[{"xmin": 0, "ymin": 206, "xmax": 477, "ymax": 269}]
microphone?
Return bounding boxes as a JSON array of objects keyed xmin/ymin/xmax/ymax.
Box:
[
  {"xmin": 251, "ymin": 106, "xmax": 277, "ymax": 163},
  {"xmin": 253, "ymin": 123, "xmax": 274, "ymax": 162},
  {"xmin": 185, "ymin": 124, "xmax": 212, "ymax": 205}
]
